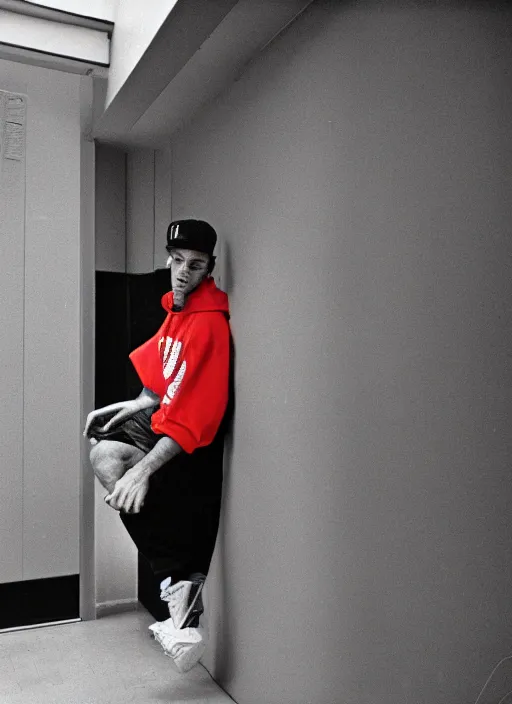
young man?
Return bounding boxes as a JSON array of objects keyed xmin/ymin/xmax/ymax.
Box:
[{"xmin": 84, "ymin": 219, "xmax": 231, "ymax": 672}]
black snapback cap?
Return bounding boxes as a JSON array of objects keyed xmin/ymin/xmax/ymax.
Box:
[{"xmin": 166, "ymin": 219, "xmax": 217, "ymax": 257}]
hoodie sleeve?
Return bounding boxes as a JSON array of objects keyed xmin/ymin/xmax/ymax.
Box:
[
  {"xmin": 129, "ymin": 317, "xmax": 170, "ymax": 399},
  {"xmin": 150, "ymin": 313, "xmax": 230, "ymax": 453}
]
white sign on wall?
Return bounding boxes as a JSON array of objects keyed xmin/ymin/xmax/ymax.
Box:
[{"xmin": 2, "ymin": 93, "xmax": 26, "ymax": 161}]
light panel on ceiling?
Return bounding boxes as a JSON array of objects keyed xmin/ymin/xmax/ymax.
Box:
[{"xmin": 0, "ymin": 9, "xmax": 110, "ymax": 65}]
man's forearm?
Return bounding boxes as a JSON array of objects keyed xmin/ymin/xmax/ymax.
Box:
[{"xmin": 135, "ymin": 435, "xmax": 182, "ymax": 479}]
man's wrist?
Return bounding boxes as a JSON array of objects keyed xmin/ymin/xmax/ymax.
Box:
[
  {"xmin": 139, "ymin": 387, "xmax": 160, "ymax": 404},
  {"xmin": 134, "ymin": 397, "xmax": 147, "ymax": 412},
  {"xmin": 134, "ymin": 457, "xmax": 164, "ymax": 481},
  {"xmin": 130, "ymin": 464, "xmax": 152, "ymax": 481}
]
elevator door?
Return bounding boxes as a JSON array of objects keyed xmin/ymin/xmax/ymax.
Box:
[{"xmin": 0, "ymin": 74, "xmax": 81, "ymax": 629}]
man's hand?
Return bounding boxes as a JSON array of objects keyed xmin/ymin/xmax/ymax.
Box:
[
  {"xmin": 104, "ymin": 436, "xmax": 182, "ymax": 514},
  {"xmin": 84, "ymin": 400, "xmax": 140, "ymax": 441},
  {"xmin": 105, "ymin": 467, "xmax": 149, "ymax": 514},
  {"xmin": 84, "ymin": 388, "xmax": 159, "ymax": 442}
]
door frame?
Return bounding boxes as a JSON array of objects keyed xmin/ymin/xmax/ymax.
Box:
[{"xmin": 79, "ymin": 74, "xmax": 96, "ymax": 621}]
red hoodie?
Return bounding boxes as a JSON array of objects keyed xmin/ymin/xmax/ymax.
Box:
[{"xmin": 129, "ymin": 277, "xmax": 230, "ymax": 454}]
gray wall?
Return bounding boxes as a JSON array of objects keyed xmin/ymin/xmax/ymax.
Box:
[{"xmin": 168, "ymin": 2, "xmax": 512, "ymax": 703}]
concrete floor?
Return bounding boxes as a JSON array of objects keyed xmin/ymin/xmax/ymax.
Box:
[{"xmin": 0, "ymin": 609, "xmax": 234, "ymax": 704}]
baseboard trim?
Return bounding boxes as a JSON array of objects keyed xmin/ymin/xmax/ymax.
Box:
[
  {"xmin": 95, "ymin": 598, "xmax": 139, "ymax": 618},
  {"xmin": 0, "ymin": 618, "xmax": 81, "ymax": 634}
]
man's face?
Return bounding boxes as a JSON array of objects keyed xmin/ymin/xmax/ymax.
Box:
[{"xmin": 167, "ymin": 248, "xmax": 209, "ymax": 301}]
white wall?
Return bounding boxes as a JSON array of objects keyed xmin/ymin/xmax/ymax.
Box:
[
  {"xmin": 0, "ymin": 59, "xmax": 82, "ymax": 582},
  {"xmin": 95, "ymin": 478, "xmax": 138, "ymax": 607},
  {"xmin": 167, "ymin": 2, "xmax": 512, "ymax": 702},
  {"xmin": 95, "ymin": 144, "xmax": 126, "ymax": 273},
  {"xmin": 126, "ymin": 148, "xmax": 172, "ymax": 274},
  {"xmin": 106, "ymin": 0, "xmax": 179, "ymax": 108},
  {"xmin": 126, "ymin": 149, "xmax": 155, "ymax": 273}
]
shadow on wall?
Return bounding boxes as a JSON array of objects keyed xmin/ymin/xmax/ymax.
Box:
[
  {"xmin": 202, "ymin": 237, "xmax": 237, "ymax": 682},
  {"xmin": 224, "ymin": 236, "xmax": 235, "ymax": 294}
]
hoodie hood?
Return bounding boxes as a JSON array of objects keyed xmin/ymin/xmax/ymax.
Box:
[{"xmin": 161, "ymin": 276, "xmax": 229, "ymax": 317}]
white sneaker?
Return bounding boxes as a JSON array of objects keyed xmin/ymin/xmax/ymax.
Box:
[
  {"xmin": 160, "ymin": 576, "xmax": 205, "ymax": 629},
  {"xmin": 149, "ymin": 618, "xmax": 206, "ymax": 672}
]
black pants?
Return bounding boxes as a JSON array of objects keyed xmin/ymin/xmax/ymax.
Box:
[
  {"xmin": 93, "ymin": 409, "xmax": 224, "ymax": 586},
  {"xmin": 120, "ymin": 457, "xmax": 223, "ymax": 585}
]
